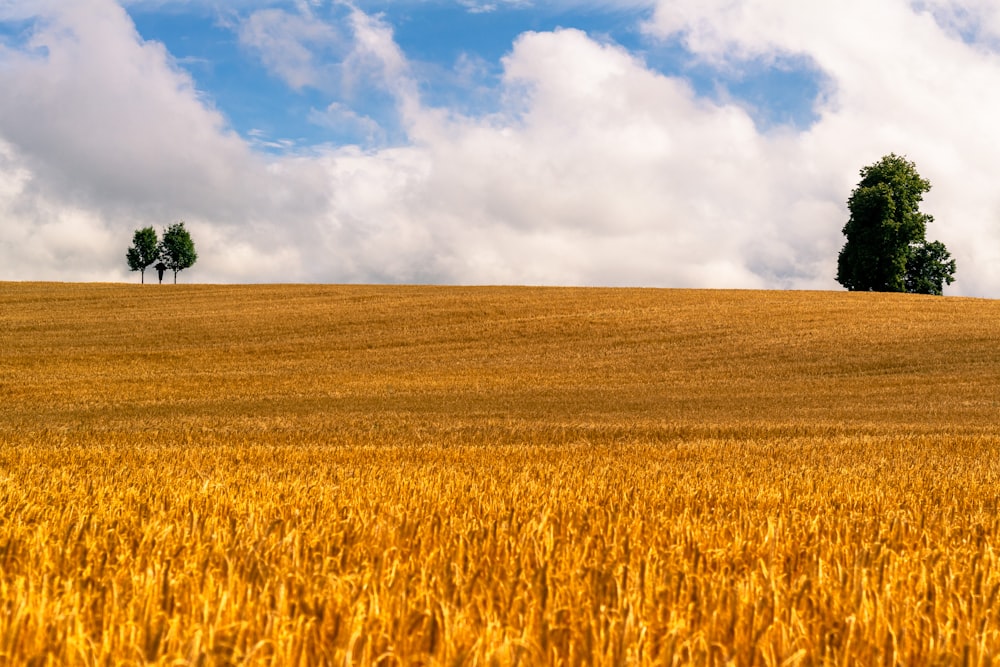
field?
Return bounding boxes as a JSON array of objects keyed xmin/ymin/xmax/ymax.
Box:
[{"xmin": 2, "ymin": 282, "xmax": 1000, "ymax": 665}]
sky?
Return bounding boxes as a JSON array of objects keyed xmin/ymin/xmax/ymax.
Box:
[{"xmin": 1, "ymin": 0, "xmax": 999, "ymax": 295}]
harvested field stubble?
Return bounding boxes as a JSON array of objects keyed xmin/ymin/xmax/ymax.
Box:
[{"xmin": 2, "ymin": 282, "xmax": 1000, "ymax": 664}]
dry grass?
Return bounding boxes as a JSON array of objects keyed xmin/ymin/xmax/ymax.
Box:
[{"xmin": 2, "ymin": 282, "xmax": 1000, "ymax": 664}]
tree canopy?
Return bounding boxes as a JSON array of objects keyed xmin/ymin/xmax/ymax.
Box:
[
  {"xmin": 836, "ymin": 154, "xmax": 955, "ymax": 295},
  {"xmin": 126, "ymin": 227, "xmax": 159, "ymax": 284},
  {"xmin": 159, "ymin": 222, "xmax": 198, "ymax": 284}
]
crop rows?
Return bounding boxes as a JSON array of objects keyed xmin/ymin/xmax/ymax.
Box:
[{"xmin": 2, "ymin": 283, "xmax": 1000, "ymax": 664}]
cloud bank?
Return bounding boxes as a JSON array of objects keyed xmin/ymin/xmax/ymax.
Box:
[{"xmin": 1, "ymin": 0, "xmax": 999, "ymax": 295}]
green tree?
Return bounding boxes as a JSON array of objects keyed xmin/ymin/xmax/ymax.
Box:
[
  {"xmin": 836, "ymin": 153, "xmax": 955, "ymax": 294},
  {"xmin": 126, "ymin": 226, "xmax": 160, "ymax": 284},
  {"xmin": 905, "ymin": 240, "xmax": 957, "ymax": 295},
  {"xmin": 159, "ymin": 222, "xmax": 198, "ymax": 284}
]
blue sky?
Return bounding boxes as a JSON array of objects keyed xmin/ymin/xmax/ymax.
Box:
[
  {"xmin": 122, "ymin": 2, "xmax": 824, "ymax": 150},
  {"xmin": 1, "ymin": 1, "xmax": 999, "ymax": 294}
]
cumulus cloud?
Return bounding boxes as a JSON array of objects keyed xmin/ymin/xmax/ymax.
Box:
[
  {"xmin": 0, "ymin": 0, "xmax": 249, "ymax": 212},
  {"xmin": 238, "ymin": 3, "xmax": 417, "ymax": 110},
  {"xmin": 0, "ymin": 0, "xmax": 333, "ymax": 281},
  {"xmin": 643, "ymin": 0, "xmax": 1000, "ymax": 295},
  {"xmin": 282, "ymin": 25, "xmax": 841, "ymax": 288},
  {"xmin": 1, "ymin": 0, "xmax": 1000, "ymax": 295}
]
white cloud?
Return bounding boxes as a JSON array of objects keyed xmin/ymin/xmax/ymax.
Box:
[
  {"xmin": 0, "ymin": 0, "xmax": 327, "ymax": 281},
  {"xmin": 308, "ymin": 103, "xmax": 385, "ymax": 145},
  {"xmin": 237, "ymin": 3, "xmax": 417, "ymax": 106},
  {"xmin": 304, "ymin": 27, "xmax": 839, "ymax": 288},
  {"xmin": 0, "ymin": 0, "xmax": 253, "ymax": 213},
  {"xmin": 1, "ymin": 0, "xmax": 1000, "ymax": 296},
  {"xmin": 911, "ymin": 0, "xmax": 1000, "ymax": 44},
  {"xmin": 238, "ymin": 8, "xmax": 344, "ymax": 91},
  {"xmin": 342, "ymin": 5, "xmax": 421, "ymax": 120},
  {"xmin": 641, "ymin": 0, "xmax": 1000, "ymax": 295},
  {"xmin": 456, "ymin": 0, "xmax": 532, "ymax": 13}
]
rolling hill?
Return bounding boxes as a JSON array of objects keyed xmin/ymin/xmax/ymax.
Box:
[{"xmin": 2, "ymin": 282, "xmax": 999, "ymax": 664}]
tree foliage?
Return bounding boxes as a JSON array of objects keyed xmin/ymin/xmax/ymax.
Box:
[
  {"xmin": 126, "ymin": 227, "xmax": 160, "ymax": 284},
  {"xmin": 159, "ymin": 222, "xmax": 198, "ymax": 284},
  {"xmin": 836, "ymin": 154, "xmax": 955, "ymax": 295},
  {"xmin": 905, "ymin": 240, "xmax": 957, "ymax": 296}
]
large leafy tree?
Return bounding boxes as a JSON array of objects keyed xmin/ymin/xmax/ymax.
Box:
[
  {"xmin": 159, "ymin": 222, "xmax": 198, "ymax": 284},
  {"xmin": 836, "ymin": 154, "xmax": 955, "ymax": 294},
  {"xmin": 126, "ymin": 226, "xmax": 159, "ymax": 284}
]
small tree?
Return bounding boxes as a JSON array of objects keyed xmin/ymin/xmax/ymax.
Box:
[
  {"xmin": 905, "ymin": 240, "xmax": 956, "ymax": 296},
  {"xmin": 836, "ymin": 154, "xmax": 955, "ymax": 294},
  {"xmin": 126, "ymin": 226, "xmax": 160, "ymax": 284},
  {"xmin": 159, "ymin": 222, "xmax": 198, "ymax": 284}
]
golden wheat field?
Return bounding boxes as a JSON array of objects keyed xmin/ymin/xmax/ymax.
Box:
[{"xmin": 2, "ymin": 282, "xmax": 1000, "ymax": 666}]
